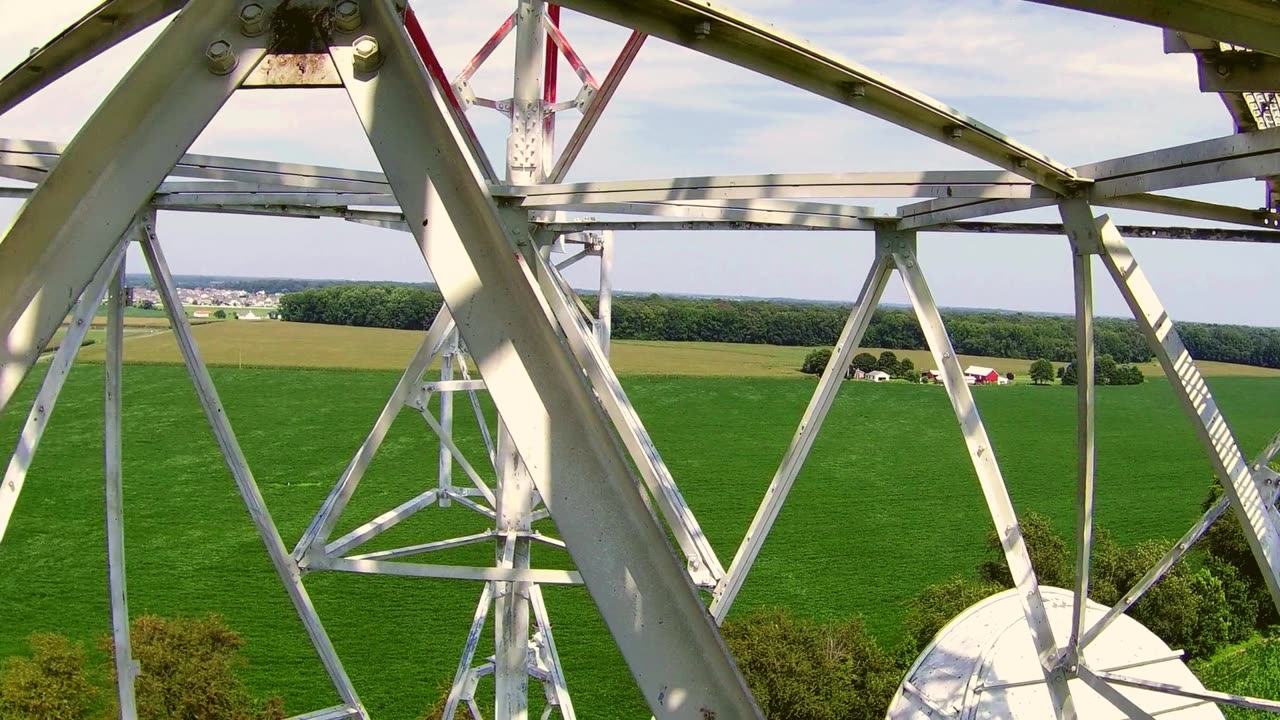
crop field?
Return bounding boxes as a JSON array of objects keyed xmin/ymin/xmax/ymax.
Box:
[
  {"xmin": 1, "ymin": 343, "xmax": 1278, "ymax": 718},
  {"xmin": 75, "ymin": 319, "xmax": 1280, "ymax": 379}
]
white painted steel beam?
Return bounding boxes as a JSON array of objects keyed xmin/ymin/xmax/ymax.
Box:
[
  {"xmin": 1079, "ymin": 126, "xmax": 1280, "ymax": 199},
  {"xmin": 0, "ymin": 240, "xmax": 126, "ymax": 545},
  {"xmin": 295, "ymin": 312, "xmax": 453, "ymax": 561},
  {"xmin": 1099, "ymin": 194, "xmax": 1275, "ymax": 229},
  {"xmin": 710, "ymin": 252, "xmax": 894, "ymax": 621},
  {"xmin": 444, "ymin": 583, "xmax": 494, "ymax": 720},
  {"xmin": 503, "ymin": 170, "xmax": 1046, "ymax": 205},
  {"xmin": 1074, "ymin": 664, "xmax": 1156, "ymax": 720},
  {"xmin": 103, "ymin": 251, "xmax": 138, "ymax": 720},
  {"xmin": 891, "ymin": 232, "xmax": 1075, "ymax": 717},
  {"xmin": 438, "ymin": 333, "xmax": 458, "ymax": 507},
  {"xmin": 897, "ymin": 197, "xmax": 1053, "ymax": 228},
  {"xmin": 0, "ymin": 2, "xmax": 271, "ymax": 418},
  {"xmin": 152, "ymin": 192, "xmax": 398, "ymax": 207},
  {"xmin": 531, "ymin": 248, "xmax": 725, "ymax": 587},
  {"xmin": 0, "ymin": 139, "xmax": 392, "ymax": 193},
  {"xmin": 596, "ymin": 231, "xmax": 613, "ymax": 357},
  {"xmin": 536, "ymin": 218, "xmax": 1280, "ymax": 242},
  {"xmin": 1095, "ymin": 214, "xmax": 1280, "ymax": 613},
  {"xmin": 286, "ymin": 705, "xmax": 362, "ymax": 720},
  {"xmin": 323, "ymin": 557, "xmax": 582, "ymax": 585},
  {"xmin": 1085, "ymin": 665, "xmax": 1280, "ymax": 714},
  {"xmin": 550, "ymin": 0, "xmax": 1079, "ymax": 193},
  {"xmin": 323, "ymin": 489, "xmax": 440, "ymax": 559},
  {"xmin": 1021, "ymin": 0, "xmax": 1280, "ymax": 57},
  {"xmin": 345, "ymin": 531, "xmax": 496, "ymax": 561},
  {"xmin": 140, "ymin": 218, "xmax": 365, "ymax": 714},
  {"xmin": 331, "ymin": 4, "xmax": 760, "ymax": 716},
  {"xmin": 417, "ymin": 407, "xmax": 497, "ymax": 507},
  {"xmin": 557, "ymin": 199, "xmax": 884, "ymax": 229},
  {"xmin": 1059, "ymin": 199, "xmax": 1098, "ymax": 660},
  {"xmin": 0, "ymin": 0, "xmax": 182, "ymax": 114}
]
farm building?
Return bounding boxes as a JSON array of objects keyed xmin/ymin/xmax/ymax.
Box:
[
  {"xmin": 866, "ymin": 370, "xmax": 891, "ymax": 383},
  {"xmin": 963, "ymin": 365, "xmax": 1000, "ymax": 384},
  {"xmin": 191, "ymin": 310, "xmax": 210, "ymax": 319},
  {"xmin": 850, "ymin": 368, "xmax": 866, "ymax": 380},
  {"xmin": 922, "ymin": 370, "xmax": 942, "ymax": 383}
]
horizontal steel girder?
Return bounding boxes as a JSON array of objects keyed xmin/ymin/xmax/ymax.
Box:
[
  {"xmin": 0, "ymin": 0, "xmax": 184, "ymax": 115},
  {"xmin": 1022, "ymin": 0, "xmax": 1280, "ymax": 57},
  {"xmin": 548, "ymin": 0, "xmax": 1081, "ymax": 194}
]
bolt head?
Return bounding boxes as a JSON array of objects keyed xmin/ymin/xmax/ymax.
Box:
[
  {"xmin": 352, "ymin": 34, "xmax": 382, "ymax": 71},
  {"xmin": 335, "ymin": 0, "xmax": 363, "ymax": 31},
  {"xmin": 205, "ymin": 40, "xmax": 237, "ymax": 75},
  {"xmin": 239, "ymin": 3, "xmax": 267, "ymax": 37}
]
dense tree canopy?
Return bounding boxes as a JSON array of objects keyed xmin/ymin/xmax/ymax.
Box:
[
  {"xmin": 278, "ymin": 286, "xmax": 1280, "ymax": 370},
  {"xmin": 1029, "ymin": 358, "xmax": 1054, "ymax": 384}
]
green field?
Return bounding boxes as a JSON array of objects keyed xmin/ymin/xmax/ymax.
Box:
[
  {"xmin": 2, "ymin": 349, "xmax": 1278, "ymax": 717},
  {"xmin": 74, "ymin": 320, "xmax": 1280, "ymax": 379}
]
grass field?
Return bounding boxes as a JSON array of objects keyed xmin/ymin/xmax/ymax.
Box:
[
  {"xmin": 75, "ymin": 320, "xmax": 1280, "ymax": 379},
  {"xmin": 1, "ymin": 352, "xmax": 1278, "ymax": 718}
]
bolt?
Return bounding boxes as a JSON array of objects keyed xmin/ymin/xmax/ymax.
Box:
[
  {"xmin": 205, "ymin": 39, "xmax": 237, "ymax": 75},
  {"xmin": 334, "ymin": 0, "xmax": 363, "ymax": 31},
  {"xmin": 1217, "ymin": 63, "xmax": 1231, "ymax": 78},
  {"xmin": 1013, "ymin": 157, "xmax": 1029, "ymax": 169},
  {"xmin": 848, "ymin": 82, "xmax": 867, "ymax": 99},
  {"xmin": 238, "ymin": 3, "xmax": 266, "ymax": 36},
  {"xmin": 948, "ymin": 126, "xmax": 963, "ymax": 140},
  {"xmin": 352, "ymin": 35, "xmax": 382, "ymax": 72},
  {"xmin": 693, "ymin": 21, "xmax": 711, "ymax": 40}
]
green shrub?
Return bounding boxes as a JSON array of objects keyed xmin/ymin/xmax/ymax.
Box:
[
  {"xmin": 898, "ymin": 577, "xmax": 1002, "ymax": 661},
  {"xmin": 1091, "ymin": 532, "xmax": 1244, "ymax": 659},
  {"xmin": 976, "ymin": 514, "xmax": 1241, "ymax": 659},
  {"xmin": 978, "ymin": 512, "xmax": 1073, "ymax": 590},
  {"xmin": 722, "ymin": 608, "xmax": 902, "ymax": 720},
  {"xmin": 1201, "ymin": 482, "xmax": 1280, "ymax": 629},
  {"xmin": 0, "ymin": 633, "xmax": 98, "ymax": 720},
  {"xmin": 101, "ymin": 614, "xmax": 284, "ymax": 720},
  {"xmin": 800, "ymin": 348, "xmax": 832, "ymax": 376}
]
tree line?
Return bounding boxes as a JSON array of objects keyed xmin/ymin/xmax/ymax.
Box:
[
  {"xmin": 126, "ymin": 274, "xmax": 438, "ymax": 295},
  {"xmin": 278, "ymin": 285, "xmax": 1280, "ymax": 370}
]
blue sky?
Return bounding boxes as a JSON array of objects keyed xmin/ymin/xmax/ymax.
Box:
[{"xmin": 1, "ymin": 0, "xmax": 1276, "ymax": 326}]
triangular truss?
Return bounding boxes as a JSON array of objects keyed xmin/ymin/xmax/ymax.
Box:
[{"xmin": 2, "ymin": 1, "xmax": 1280, "ymax": 719}]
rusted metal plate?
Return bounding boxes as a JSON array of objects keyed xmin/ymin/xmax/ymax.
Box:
[{"xmin": 242, "ymin": 53, "xmax": 342, "ymax": 88}]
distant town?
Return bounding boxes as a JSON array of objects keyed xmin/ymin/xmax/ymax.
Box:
[{"xmin": 129, "ymin": 286, "xmax": 282, "ymax": 310}]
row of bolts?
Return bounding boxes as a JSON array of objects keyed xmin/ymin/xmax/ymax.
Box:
[{"xmin": 205, "ymin": 1, "xmax": 383, "ymax": 76}]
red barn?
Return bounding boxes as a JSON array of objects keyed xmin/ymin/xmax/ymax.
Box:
[{"xmin": 964, "ymin": 365, "xmax": 1000, "ymax": 384}]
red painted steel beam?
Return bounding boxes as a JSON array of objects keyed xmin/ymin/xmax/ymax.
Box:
[{"xmin": 549, "ymin": 30, "xmax": 646, "ymax": 182}]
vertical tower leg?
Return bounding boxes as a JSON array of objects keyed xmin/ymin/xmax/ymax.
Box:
[
  {"xmin": 439, "ymin": 330, "xmax": 456, "ymax": 508},
  {"xmin": 104, "ymin": 247, "xmax": 138, "ymax": 719},
  {"xmin": 595, "ymin": 231, "xmax": 613, "ymax": 357},
  {"xmin": 1060, "ymin": 199, "xmax": 1097, "ymax": 659},
  {"xmin": 495, "ymin": 425, "xmax": 533, "ymax": 720}
]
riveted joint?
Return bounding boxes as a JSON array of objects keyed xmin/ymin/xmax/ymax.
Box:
[
  {"xmin": 352, "ymin": 35, "xmax": 383, "ymax": 73},
  {"xmin": 238, "ymin": 3, "xmax": 266, "ymax": 37},
  {"xmin": 334, "ymin": 0, "xmax": 363, "ymax": 32},
  {"xmin": 205, "ymin": 40, "xmax": 237, "ymax": 76}
]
